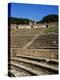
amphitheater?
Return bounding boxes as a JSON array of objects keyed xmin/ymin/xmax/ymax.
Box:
[{"xmin": 8, "ymin": 23, "xmax": 58, "ymax": 77}]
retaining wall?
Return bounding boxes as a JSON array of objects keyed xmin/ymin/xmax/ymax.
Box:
[{"xmin": 10, "ymin": 48, "xmax": 58, "ymax": 59}]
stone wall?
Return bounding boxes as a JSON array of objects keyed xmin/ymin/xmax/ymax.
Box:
[
  {"xmin": 10, "ymin": 48, "xmax": 58, "ymax": 59},
  {"xmin": 10, "ymin": 22, "xmax": 58, "ymax": 29},
  {"xmin": 11, "ymin": 24, "xmax": 16, "ymax": 29},
  {"xmin": 10, "ymin": 24, "xmax": 46, "ymax": 29}
]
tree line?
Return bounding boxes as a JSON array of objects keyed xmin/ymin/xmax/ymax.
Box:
[
  {"xmin": 8, "ymin": 14, "xmax": 58, "ymax": 25},
  {"xmin": 8, "ymin": 17, "xmax": 31, "ymax": 25},
  {"xmin": 37, "ymin": 14, "xmax": 58, "ymax": 24}
]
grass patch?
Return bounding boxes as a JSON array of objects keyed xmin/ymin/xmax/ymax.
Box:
[
  {"xmin": 11, "ymin": 29, "xmax": 17, "ymax": 32},
  {"xmin": 43, "ymin": 26, "xmax": 58, "ymax": 33}
]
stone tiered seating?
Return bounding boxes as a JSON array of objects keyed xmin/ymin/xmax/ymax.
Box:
[
  {"xmin": 11, "ymin": 28, "xmax": 45, "ymax": 36},
  {"xmin": 9, "ymin": 26, "xmax": 58, "ymax": 77},
  {"xmin": 8, "ymin": 55, "xmax": 58, "ymax": 77},
  {"xmin": 10, "ymin": 36, "xmax": 34, "ymax": 48},
  {"xmin": 16, "ymin": 55, "xmax": 58, "ymax": 64},
  {"xmin": 28, "ymin": 33, "xmax": 58, "ymax": 49}
]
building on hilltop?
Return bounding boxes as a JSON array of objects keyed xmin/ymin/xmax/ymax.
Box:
[{"xmin": 10, "ymin": 21, "xmax": 58, "ymax": 29}]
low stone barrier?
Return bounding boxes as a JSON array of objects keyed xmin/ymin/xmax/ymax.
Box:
[{"xmin": 10, "ymin": 48, "xmax": 58, "ymax": 59}]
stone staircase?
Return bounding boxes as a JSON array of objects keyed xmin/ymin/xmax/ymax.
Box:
[
  {"xmin": 9, "ymin": 28, "xmax": 58, "ymax": 77},
  {"xmin": 8, "ymin": 55, "xmax": 58, "ymax": 77}
]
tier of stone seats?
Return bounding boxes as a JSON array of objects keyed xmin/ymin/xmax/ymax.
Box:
[
  {"xmin": 10, "ymin": 35, "xmax": 34, "ymax": 48},
  {"xmin": 11, "ymin": 28, "xmax": 45, "ymax": 36},
  {"xmin": 28, "ymin": 33, "xmax": 58, "ymax": 49},
  {"xmin": 8, "ymin": 55, "xmax": 58, "ymax": 77}
]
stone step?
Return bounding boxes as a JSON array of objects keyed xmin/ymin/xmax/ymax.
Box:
[
  {"xmin": 8, "ymin": 71, "xmax": 15, "ymax": 77},
  {"xmin": 11, "ymin": 57, "xmax": 58, "ymax": 74},
  {"xmin": 16, "ymin": 55, "xmax": 58, "ymax": 64},
  {"xmin": 47, "ymin": 59, "xmax": 58, "ymax": 64},
  {"xmin": 8, "ymin": 69, "xmax": 17, "ymax": 77},
  {"xmin": 8, "ymin": 66, "xmax": 32, "ymax": 77},
  {"xmin": 11, "ymin": 57, "xmax": 58, "ymax": 68},
  {"xmin": 10, "ymin": 61, "xmax": 54, "ymax": 76},
  {"xmin": 10, "ymin": 62, "xmax": 41, "ymax": 76}
]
